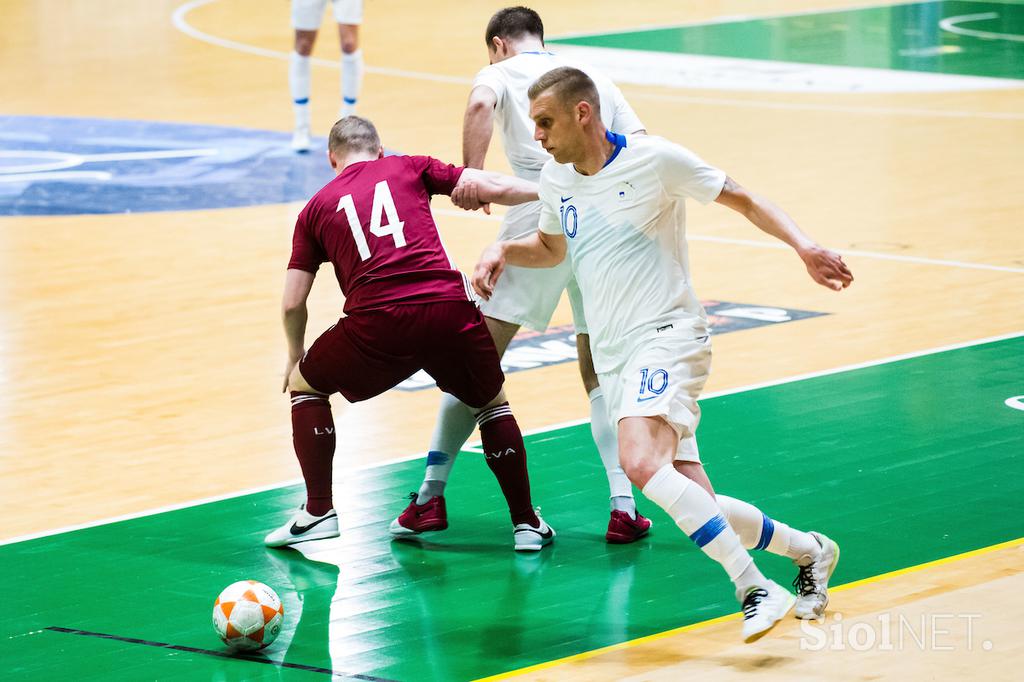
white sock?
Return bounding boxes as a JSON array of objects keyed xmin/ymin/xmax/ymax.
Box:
[
  {"xmin": 588, "ymin": 387, "xmax": 634, "ymax": 515},
  {"xmin": 340, "ymin": 49, "xmax": 363, "ymax": 116},
  {"xmin": 289, "ymin": 52, "xmax": 312, "ymax": 129},
  {"xmin": 716, "ymin": 495, "xmax": 821, "ymax": 565},
  {"xmin": 417, "ymin": 393, "xmax": 476, "ymax": 504},
  {"xmin": 642, "ymin": 463, "xmax": 764, "ymax": 593}
]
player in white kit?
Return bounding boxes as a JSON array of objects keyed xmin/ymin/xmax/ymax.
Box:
[
  {"xmin": 389, "ymin": 7, "xmax": 652, "ymax": 545},
  {"xmin": 471, "ymin": 67, "xmax": 854, "ymax": 642},
  {"xmin": 289, "ymin": 0, "xmax": 364, "ymax": 151}
]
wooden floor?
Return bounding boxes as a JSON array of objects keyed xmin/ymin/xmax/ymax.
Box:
[{"xmin": 1, "ymin": 1, "xmax": 1022, "ymax": 680}]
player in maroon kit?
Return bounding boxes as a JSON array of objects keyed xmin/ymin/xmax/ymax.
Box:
[{"xmin": 264, "ymin": 116, "xmax": 556, "ymax": 551}]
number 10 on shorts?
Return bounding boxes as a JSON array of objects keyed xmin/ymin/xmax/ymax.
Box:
[{"xmin": 637, "ymin": 367, "xmax": 669, "ymax": 402}]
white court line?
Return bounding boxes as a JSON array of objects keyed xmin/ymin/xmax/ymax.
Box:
[
  {"xmin": 170, "ymin": 0, "xmax": 1024, "ymax": 121},
  {"xmin": 3, "ymin": 330, "xmax": 1021, "ymax": 547},
  {"xmin": 941, "ymin": 12, "xmax": 1024, "ymax": 42},
  {"xmin": 171, "ymin": 0, "xmax": 472, "ymax": 86},
  {"xmin": 432, "ymin": 207, "xmax": 1024, "ymax": 274},
  {"xmin": 0, "ymin": 171, "xmax": 113, "ymax": 183}
]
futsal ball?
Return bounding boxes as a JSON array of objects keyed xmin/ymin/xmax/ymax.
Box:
[{"xmin": 212, "ymin": 580, "xmax": 285, "ymax": 651}]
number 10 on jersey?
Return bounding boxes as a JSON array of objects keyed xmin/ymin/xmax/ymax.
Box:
[
  {"xmin": 560, "ymin": 203, "xmax": 578, "ymax": 238},
  {"xmin": 337, "ymin": 180, "xmax": 407, "ymax": 260}
]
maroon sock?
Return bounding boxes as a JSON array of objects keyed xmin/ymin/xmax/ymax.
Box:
[
  {"xmin": 476, "ymin": 403, "xmax": 539, "ymax": 527},
  {"xmin": 290, "ymin": 392, "xmax": 335, "ymax": 516}
]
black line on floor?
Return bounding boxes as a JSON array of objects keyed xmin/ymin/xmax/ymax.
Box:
[{"xmin": 44, "ymin": 626, "xmax": 399, "ymax": 681}]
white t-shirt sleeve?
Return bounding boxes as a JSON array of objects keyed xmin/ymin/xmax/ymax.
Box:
[
  {"xmin": 537, "ymin": 164, "xmax": 562, "ymax": 236},
  {"xmin": 609, "ymin": 84, "xmax": 645, "ymax": 134},
  {"xmin": 655, "ymin": 139, "xmax": 726, "ymax": 205},
  {"xmin": 471, "ymin": 65, "xmax": 507, "ymax": 110}
]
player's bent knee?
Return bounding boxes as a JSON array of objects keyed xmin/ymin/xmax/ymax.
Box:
[
  {"xmin": 288, "ymin": 364, "xmax": 324, "ymax": 395},
  {"xmin": 619, "ymin": 454, "xmax": 661, "ymax": 489}
]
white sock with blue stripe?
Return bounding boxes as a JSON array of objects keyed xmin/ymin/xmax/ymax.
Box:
[
  {"xmin": 340, "ymin": 49, "xmax": 362, "ymax": 116},
  {"xmin": 417, "ymin": 393, "xmax": 477, "ymax": 504},
  {"xmin": 289, "ymin": 52, "xmax": 311, "ymax": 129},
  {"xmin": 643, "ymin": 464, "xmax": 766, "ymax": 593},
  {"xmin": 716, "ymin": 495, "xmax": 820, "ymax": 565}
]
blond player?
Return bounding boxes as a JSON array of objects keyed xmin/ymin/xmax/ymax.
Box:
[
  {"xmin": 470, "ymin": 67, "xmax": 853, "ymax": 641},
  {"xmin": 289, "ymin": 0, "xmax": 364, "ymax": 151},
  {"xmin": 390, "ymin": 7, "xmax": 653, "ymax": 544}
]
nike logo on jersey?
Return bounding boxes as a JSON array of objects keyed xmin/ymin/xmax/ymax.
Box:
[
  {"xmin": 560, "ymin": 195, "xmax": 573, "ymax": 203},
  {"xmin": 289, "ymin": 511, "xmax": 337, "ymax": 535}
]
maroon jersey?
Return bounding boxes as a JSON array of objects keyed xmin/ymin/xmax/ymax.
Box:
[{"xmin": 288, "ymin": 155, "xmax": 471, "ymax": 313}]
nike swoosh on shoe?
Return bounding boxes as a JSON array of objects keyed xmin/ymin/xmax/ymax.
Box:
[{"xmin": 289, "ymin": 512, "xmax": 336, "ymax": 535}]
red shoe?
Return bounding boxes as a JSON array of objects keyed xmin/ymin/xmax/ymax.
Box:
[
  {"xmin": 605, "ymin": 509, "xmax": 652, "ymax": 544},
  {"xmin": 389, "ymin": 493, "xmax": 448, "ymax": 536}
]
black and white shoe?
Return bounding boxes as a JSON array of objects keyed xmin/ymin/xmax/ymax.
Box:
[
  {"xmin": 793, "ymin": 531, "xmax": 840, "ymax": 619},
  {"xmin": 740, "ymin": 581, "xmax": 797, "ymax": 643},
  {"xmin": 264, "ymin": 505, "xmax": 339, "ymax": 548},
  {"xmin": 512, "ymin": 513, "xmax": 555, "ymax": 552}
]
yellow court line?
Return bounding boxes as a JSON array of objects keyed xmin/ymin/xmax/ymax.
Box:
[{"xmin": 472, "ymin": 536, "xmax": 1024, "ymax": 681}]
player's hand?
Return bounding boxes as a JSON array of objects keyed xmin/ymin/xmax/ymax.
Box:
[
  {"xmin": 451, "ymin": 179, "xmax": 491, "ymax": 214},
  {"xmin": 472, "ymin": 242, "xmax": 506, "ymax": 300},
  {"xmin": 799, "ymin": 245, "xmax": 853, "ymax": 291}
]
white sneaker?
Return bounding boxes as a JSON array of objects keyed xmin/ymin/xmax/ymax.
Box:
[
  {"xmin": 264, "ymin": 505, "xmax": 339, "ymax": 547},
  {"xmin": 291, "ymin": 126, "xmax": 312, "ymax": 152},
  {"xmin": 793, "ymin": 531, "xmax": 840, "ymax": 619},
  {"xmin": 740, "ymin": 581, "xmax": 797, "ymax": 643},
  {"xmin": 513, "ymin": 513, "xmax": 555, "ymax": 552}
]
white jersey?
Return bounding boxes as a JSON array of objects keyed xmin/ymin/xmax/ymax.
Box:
[
  {"xmin": 537, "ymin": 134, "xmax": 726, "ymax": 374},
  {"xmin": 472, "ymin": 51, "xmax": 645, "ymax": 179}
]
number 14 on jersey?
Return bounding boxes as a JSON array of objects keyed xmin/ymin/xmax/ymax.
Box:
[{"xmin": 336, "ymin": 180, "xmax": 407, "ymax": 261}]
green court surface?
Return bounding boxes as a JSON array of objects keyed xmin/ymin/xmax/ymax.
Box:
[
  {"xmin": 3, "ymin": 336, "xmax": 1022, "ymax": 681},
  {"xmin": 550, "ymin": 1, "xmax": 1024, "ymax": 80}
]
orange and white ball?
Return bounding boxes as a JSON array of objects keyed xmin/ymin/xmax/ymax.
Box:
[{"xmin": 212, "ymin": 580, "xmax": 285, "ymax": 651}]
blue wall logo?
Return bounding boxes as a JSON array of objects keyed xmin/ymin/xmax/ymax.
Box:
[{"xmin": 0, "ymin": 116, "xmax": 336, "ymax": 216}]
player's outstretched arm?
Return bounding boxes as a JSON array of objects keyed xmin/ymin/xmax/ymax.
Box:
[
  {"xmin": 281, "ymin": 268, "xmax": 316, "ymax": 392},
  {"xmin": 452, "ymin": 168, "xmax": 539, "ymax": 211},
  {"xmin": 714, "ymin": 176, "xmax": 854, "ymax": 291},
  {"xmin": 472, "ymin": 231, "xmax": 567, "ymax": 300},
  {"xmin": 463, "ymin": 85, "xmax": 498, "ymax": 169}
]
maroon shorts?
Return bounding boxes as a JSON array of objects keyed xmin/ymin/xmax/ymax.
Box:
[{"xmin": 299, "ymin": 300, "xmax": 504, "ymax": 408}]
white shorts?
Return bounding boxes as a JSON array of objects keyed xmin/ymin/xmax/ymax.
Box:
[
  {"xmin": 600, "ymin": 332, "xmax": 711, "ymax": 463},
  {"xmin": 292, "ymin": 0, "xmax": 363, "ymax": 30},
  {"xmin": 479, "ymin": 200, "xmax": 587, "ymax": 333}
]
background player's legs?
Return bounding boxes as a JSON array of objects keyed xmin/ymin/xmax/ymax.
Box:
[
  {"xmin": 393, "ymin": 302, "xmax": 552, "ymax": 548},
  {"xmin": 569, "ymin": 279, "xmax": 645, "ymax": 536},
  {"xmin": 290, "ymin": 29, "xmax": 318, "ymax": 151},
  {"xmin": 577, "ymin": 333, "xmax": 635, "ymax": 515},
  {"xmin": 416, "ymin": 316, "xmax": 519, "ymax": 504},
  {"xmin": 337, "ymin": 23, "xmax": 362, "ymax": 117}
]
